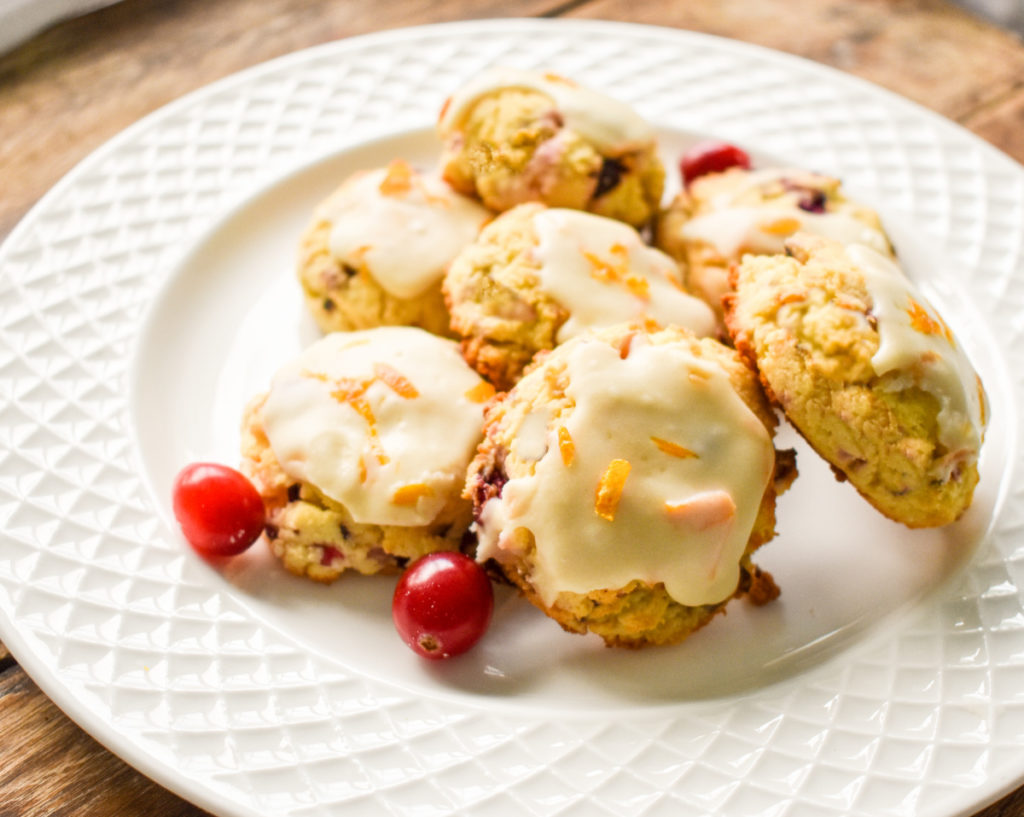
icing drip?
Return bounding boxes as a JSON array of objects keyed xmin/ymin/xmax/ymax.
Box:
[
  {"xmin": 323, "ymin": 161, "xmax": 489, "ymax": 299},
  {"xmin": 476, "ymin": 334, "xmax": 775, "ymax": 606},
  {"xmin": 531, "ymin": 208, "xmax": 716, "ymax": 341},
  {"xmin": 682, "ymin": 167, "xmax": 889, "ymax": 259},
  {"xmin": 262, "ymin": 328, "xmax": 488, "ymax": 526},
  {"xmin": 846, "ymin": 244, "xmax": 987, "ymax": 474},
  {"xmin": 438, "ymin": 68, "xmax": 655, "ymax": 154}
]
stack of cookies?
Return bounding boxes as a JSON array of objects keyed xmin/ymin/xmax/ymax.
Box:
[{"xmin": 238, "ymin": 68, "xmax": 987, "ymax": 648}]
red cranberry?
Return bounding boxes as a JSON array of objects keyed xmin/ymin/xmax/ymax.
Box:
[
  {"xmin": 392, "ymin": 552, "xmax": 493, "ymax": 659},
  {"xmin": 680, "ymin": 140, "xmax": 752, "ymax": 187},
  {"xmin": 172, "ymin": 463, "xmax": 265, "ymax": 558}
]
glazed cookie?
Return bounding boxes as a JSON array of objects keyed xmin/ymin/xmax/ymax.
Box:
[
  {"xmin": 444, "ymin": 203, "xmax": 716, "ymax": 389},
  {"xmin": 466, "ymin": 323, "xmax": 797, "ymax": 648},
  {"xmin": 725, "ymin": 233, "xmax": 987, "ymax": 528},
  {"xmin": 241, "ymin": 327, "xmax": 495, "ymax": 582},
  {"xmin": 438, "ymin": 68, "xmax": 665, "ymax": 227},
  {"xmin": 298, "ymin": 160, "xmax": 490, "ymax": 336},
  {"xmin": 657, "ymin": 166, "xmax": 891, "ymax": 322}
]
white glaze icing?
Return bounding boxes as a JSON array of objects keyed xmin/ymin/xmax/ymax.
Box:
[
  {"xmin": 682, "ymin": 167, "xmax": 889, "ymax": 260},
  {"xmin": 322, "ymin": 162, "xmax": 490, "ymax": 299},
  {"xmin": 682, "ymin": 206, "xmax": 890, "ymax": 259},
  {"xmin": 476, "ymin": 333, "xmax": 775, "ymax": 607},
  {"xmin": 845, "ymin": 243, "xmax": 987, "ymax": 471},
  {"xmin": 261, "ymin": 327, "xmax": 488, "ymax": 526},
  {"xmin": 438, "ymin": 68, "xmax": 655, "ymax": 154},
  {"xmin": 531, "ymin": 208, "xmax": 716, "ymax": 341}
]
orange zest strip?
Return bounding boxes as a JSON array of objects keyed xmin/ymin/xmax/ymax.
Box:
[
  {"xmin": 624, "ymin": 275, "xmax": 650, "ymax": 299},
  {"xmin": 651, "ymin": 437, "xmax": 699, "ymax": 459},
  {"xmin": 557, "ymin": 426, "xmax": 575, "ymax": 467},
  {"xmin": 358, "ymin": 454, "xmax": 368, "ymax": 484},
  {"xmin": 464, "ymin": 381, "xmax": 496, "ymax": 403},
  {"xmin": 584, "ymin": 250, "xmax": 618, "ymax": 284},
  {"xmin": 346, "ymin": 394, "xmax": 390, "ymax": 465},
  {"xmin": 775, "ymin": 288, "xmax": 806, "ymax": 307},
  {"xmin": 378, "ymin": 159, "xmax": 414, "ymax": 196},
  {"xmin": 543, "ymin": 72, "xmax": 576, "ymax": 86},
  {"xmin": 906, "ymin": 297, "xmax": 953, "ymax": 342},
  {"xmin": 583, "ymin": 243, "xmax": 637, "ymax": 292},
  {"xmin": 760, "ymin": 217, "xmax": 801, "ymax": 235},
  {"xmin": 594, "ymin": 459, "xmax": 631, "ymax": 522},
  {"xmin": 373, "ymin": 363, "xmax": 419, "ymax": 399},
  {"xmin": 330, "ymin": 379, "xmax": 389, "ymax": 465},
  {"xmin": 392, "ymin": 483, "xmax": 433, "ymax": 506},
  {"xmin": 616, "ymin": 330, "xmax": 637, "ymax": 360}
]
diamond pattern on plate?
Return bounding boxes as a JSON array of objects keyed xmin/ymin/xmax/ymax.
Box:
[{"xmin": 0, "ymin": 18, "xmax": 1023, "ymax": 817}]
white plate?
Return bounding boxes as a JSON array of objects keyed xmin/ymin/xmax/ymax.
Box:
[{"xmin": 1, "ymin": 19, "xmax": 1022, "ymax": 817}]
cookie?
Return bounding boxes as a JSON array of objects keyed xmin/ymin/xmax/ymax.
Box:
[
  {"xmin": 444, "ymin": 203, "xmax": 716, "ymax": 389},
  {"xmin": 438, "ymin": 69, "xmax": 665, "ymax": 227},
  {"xmin": 298, "ymin": 160, "xmax": 490, "ymax": 336},
  {"xmin": 657, "ymin": 166, "xmax": 891, "ymax": 322},
  {"xmin": 725, "ymin": 232, "xmax": 987, "ymax": 528},
  {"xmin": 466, "ymin": 323, "xmax": 797, "ymax": 648},
  {"xmin": 241, "ymin": 327, "xmax": 495, "ymax": 581}
]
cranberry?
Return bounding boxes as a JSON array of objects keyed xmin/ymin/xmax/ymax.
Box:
[
  {"xmin": 392, "ymin": 552, "xmax": 493, "ymax": 659},
  {"xmin": 680, "ymin": 140, "xmax": 751, "ymax": 187},
  {"xmin": 172, "ymin": 462, "xmax": 265, "ymax": 558}
]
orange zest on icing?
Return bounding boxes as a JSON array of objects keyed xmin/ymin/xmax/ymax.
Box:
[
  {"xmin": 583, "ymin": 250, "xmax": 620, "ymax": 284},
  {"xmin": 464, "ymin": 381, "xmax": 496, "ymax": 403},
  {"xmin": 543, "ymin": 72, "xmax": 576, "ymax": 86},
  {"xmin": 651, "ymin": 437, "xmax": 699, "ymax": 459},
  {"xmin": 378, "ymin": 159, "xmax": 415, "ymax": 196},
  {"xmin": 760, "ymin": 217, "xmax": 801, "ymax": 235},
  {"xmin": 373, "ymin": 363, "xmax": 419, "ymax": 399},
  {"xmin": 583, "ymin": 243, "xmax": 651, "ymax": 299},
  {"xmin": 331, "ymin": 387, "xmax": 390, "ymax": 465},
  {"xmin": 624, "ymin": 275, "xmax": 650, "ymax": 299},
  {"xmin": 557, "ymin": 426, "xmax": 575, "ymax": 466},
  {"xmin": 595, "ymin": 459, "xmax": 631, "ymax": 522},
  {"xmin": 326, "ymin": 376, "xmax": 390, "ymax": 465},
  {"xmin": 392, "ymin": 483, "xmax": 433, "ymax": 506},
  {"xmin": 358, "ymin": 454, "xmax": 368, "ymax": 484},
  {"xmin": 906, "ymin": 297, "xmax": 953, "ymax": 342},
  {"xmin": 616, "ymin": 331, "xmax": 637, "ymax": 360}
]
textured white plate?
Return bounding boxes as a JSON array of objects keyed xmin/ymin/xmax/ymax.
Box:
[{"xmin": 1, "ymin": 19, "xmax": 1022, "ymax": 817}]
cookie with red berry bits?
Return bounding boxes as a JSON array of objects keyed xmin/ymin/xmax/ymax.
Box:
[
  {"xmin": 724, "ymin": 232, "xmax": 987, "ymax": 528},
  {"xmin": 241, "ymin": 327, "xmax": 495, "ymax": 582},
  {"xmin": 298, "ymin": 160, "xmax": 489, "ymax": 336},
  {"xmin": 437, "ymin": 68, "xmax": 665, "ymax": 227},
  {"xmin": 466, "ymin": 323, "xmax": 796, "ymax": 648},
  {"xmin": 656, "ymin": 164, "xmax": 892, "ymax": 324},
  {"xmin": 443, "ymin": 202, "xmax": 715, "ymax": 390}
]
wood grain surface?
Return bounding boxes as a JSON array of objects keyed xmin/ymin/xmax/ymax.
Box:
[{"xmin": 1, "ymin": 1, "xmax": 1023, "ymax": 815}]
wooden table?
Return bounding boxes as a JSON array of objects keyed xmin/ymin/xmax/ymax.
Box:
[{"xmin": 1, "ymin": 1, "xmax": 1022, "ymax": 814}]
